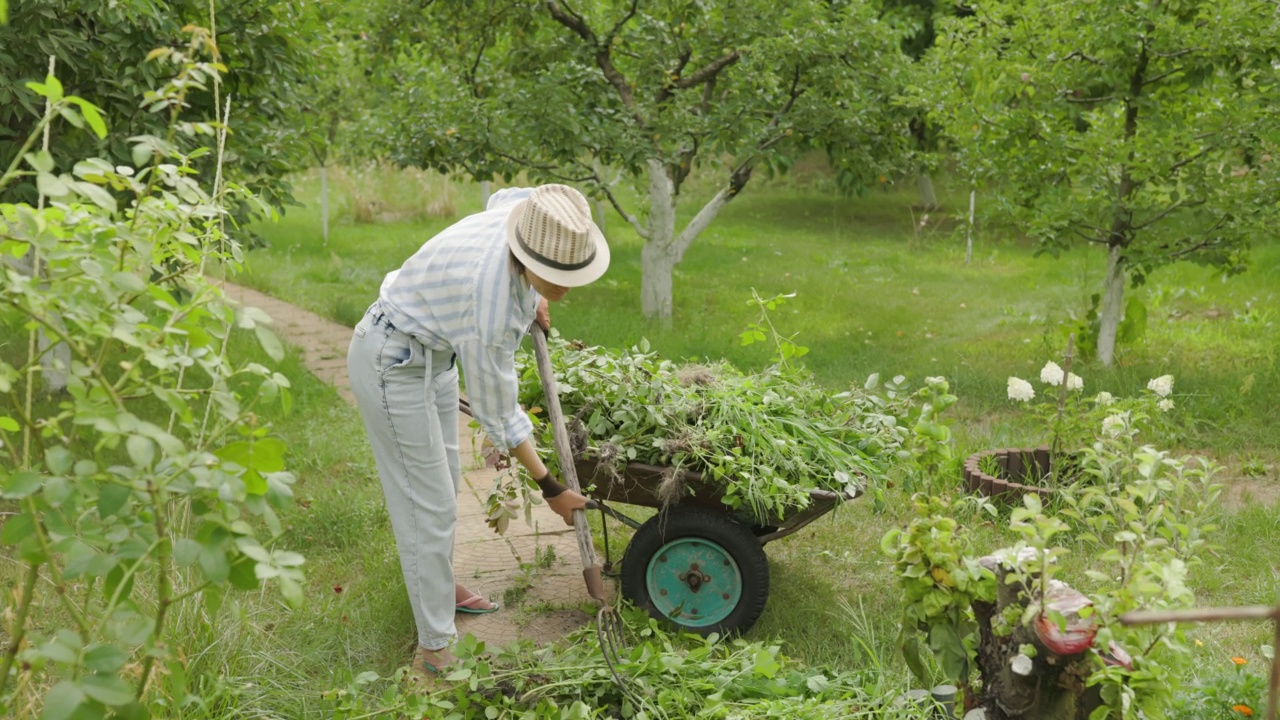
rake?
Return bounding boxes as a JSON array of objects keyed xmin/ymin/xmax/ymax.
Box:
[{"xmin": 530, "ymin": 324, "xmax": 629, "ymax": 687}]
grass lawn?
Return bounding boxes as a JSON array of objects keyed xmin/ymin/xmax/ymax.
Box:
[{"xmin": 231, "ymin": 168, "xmax": 1280, "ymax": 684}]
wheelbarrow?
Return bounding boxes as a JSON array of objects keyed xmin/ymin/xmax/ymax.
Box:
[{"xmin": 457, "ymin": 400, "xmax": 861, "ymax": 637}]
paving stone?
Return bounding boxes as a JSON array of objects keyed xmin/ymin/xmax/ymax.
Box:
[{"xmin": 218, "ymin": 281, "xmax": 592, "ymax": 649}]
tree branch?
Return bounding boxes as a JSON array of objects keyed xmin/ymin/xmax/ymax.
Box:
[
  {"xmin": 606, "ymin": 0, "xmax": 640, "ymax": 44},
  {"xmin": 585, "ymin": 161, "xmax": 648, "ymax": 239},
  {"xmin": 674, "ymin": 51, "xmax": 742, "ymax": 89},
  {"xmin": 655, "ymin": 47, "xmax": 693, "ymax": 105},
  {"xmin": 1061, "ymin": 50, "xmax": 1105, "ymax": 64},
  {"xmin": 1072, "ymin": 228, "xmax": 1110, "ymax": 244},
  {"xmin": 1167, "ymin": 216, "xmax": 1229, "ymax": 259},
  {"xmin": 1131, "ymin": 199, "xmax": 1206, "ymax": 230},
  {"xmin": 544, "ymin": 0, "xmax": 644, "ymax": 123},
  {"xmin": 1142, "ymin": 65, "xmax": 1185, "ymax": 87},
  {"xmin": 1152, "ymin": 47, "xmax": 1199, "ymax": 59},
  {"xmin": 1063, "ymin": 93, "xmax": 1116, "ymax": 103},
  {"xmin": 1168, "ymin": 146, "xmax": 1212, "ymax": 174}
]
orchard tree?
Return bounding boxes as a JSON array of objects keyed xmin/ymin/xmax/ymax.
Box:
[
  {"xmin": 380, "ymin": 0, "xmax": 911, "ymax": 320},
  {"xmin": 931, "ymin": 0, "xmax": 1280, "ymax": 365}
]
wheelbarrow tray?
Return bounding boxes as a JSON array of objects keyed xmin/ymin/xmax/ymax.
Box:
[{"xmin": 574, "ymin": 455, "xmax": 859, "ymax": 545}]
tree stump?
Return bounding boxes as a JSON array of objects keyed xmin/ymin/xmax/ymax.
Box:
[{"xmin": 970, "ymin": 553, "xmax": 1104, "ymax": 719}]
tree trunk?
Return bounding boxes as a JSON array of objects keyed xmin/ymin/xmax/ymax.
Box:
[
  {"xmin": 319, "ymin": 164, "xmax": 329, "ymax": 245},
  {"xmin": 479, "ymin": 180, "xmax": 491, "ymax": 209},
  {"xmin": 641, "ymin": 160, "xmax": 678, "ymax": 321},
  {"xmin": 1096, "ymin": 244, "xmax": 1126, "ymax": 367},
  {"xmin": 917, "ymin": 172, "xmax": 939, "ymax": 210},
  {"xmin": 640, "ymin": 242, "xmax": 678, "ymax": 320},
  {"xmin": 637, "ymin": 159, "xmax": 739, "ymax": 321}
]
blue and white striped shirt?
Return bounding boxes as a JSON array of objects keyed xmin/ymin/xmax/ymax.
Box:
[{"xmin": 378, "ymin": 187, "xmax": 539, "ymax": 450}]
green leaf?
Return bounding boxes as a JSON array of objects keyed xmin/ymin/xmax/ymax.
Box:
[
  {"xmin": 83, "ymin": 645, "xmax": 128, "ymax": 674},
  {"xmin": 23, "ymin": 151, "xmax": 54, "ymax": 173},
  {"xmin": 126, "ymin": 435, "xmax": 155, "ymax": 468},
  {"xmin": 216, "ymin": 438, "xmax": 287, "ymax": 473},
  {"xmin": 198, "ymin": 545, "xmax": 230, "ymax": 583},
  {"xmin": 43, "ymin": 475, "xmax": 71, "ymax": 506},
  {"xmin": 73, "ymin": 181, "xmax": 118, "ymax": 213},
  {"xmin": 67, "ymin": 97, "xmax": 108, "ymax": 138},
  {"xmin": 46, "ymin": 445, "xmax": 73, "ymax": 474},
  {"xmin": 59, "ymin": 106, "xmax": 85, "ymax": 129},
  {"xmin": 232, "ymin": 556, "xmax": 264, "ymax": 589},
  {"xmin": 751, "ymin": 647, "xmax": 781, "ymax": 678},
  {"xmin": 1, "ymin": 512, "xmax": 34, "ymax": 544},
  {"xmin": 44, "ymin": 73, "xmax": 64, "ymax": 103},
  {"xmin": 4, "ymin": 471, "xmax": 43, "ymax": 499},
  {"xmin": 98, "ymin": 483, "xmax": 131, "ymax": 518},
  {"xmin": 39, "ymin": 681, "xmax": 84, "ymax": 720},
  {"xmin": 36, "ymin": 172, "xmax": 70, "ymax": 198},
  {"xmin": 173, "ymin": 538, "xmax": 201, "ymax": 568},
  {"xmin": 254, "ymin": 325, "xmax": 285, "ymax": 362},
  {"xmin": 81, "ymin": 673, "xmax": 135, "ymax": 706}
]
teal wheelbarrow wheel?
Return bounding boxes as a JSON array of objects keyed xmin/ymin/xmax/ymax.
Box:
[{"xmin": 620, "ymin": 506, "xmax": 770, "ymax": 636}]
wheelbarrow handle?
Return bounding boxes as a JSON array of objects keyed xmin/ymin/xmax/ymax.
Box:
[{"xmin": 529, "ymin": 325, "xmax": 605, "ymax": 604}]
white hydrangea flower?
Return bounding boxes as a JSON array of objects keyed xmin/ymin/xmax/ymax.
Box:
[
  {"xmin": 1008, "ymin": 377, "xmax": 1035, "ymax": 402},
  {"xmin": 1102, "ymin": 413, "xmax": 1128, "ymax": 437},
  {"xmin": 1147, "ymin": 374, "xmax": 1174, "ymax": 398},
  {"xmin": 1040, "ymin": 361, "xmax": 1065, "ymax": 386},
  {"xmin": 1066, "ymin": 373, "xmax": 1083, "ymax": 391},
  {"xmin": 1158, "ymin": 399, "xmax": 1175, "ymax": 412},
  {"xmin": 1094, "ymin": 391, "xmax": 1114, "ymax": 406}
]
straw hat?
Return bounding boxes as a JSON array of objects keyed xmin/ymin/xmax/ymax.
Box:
[{"xmin": 505, "ymin": 185, "xmax": 610, "ymax": 288}]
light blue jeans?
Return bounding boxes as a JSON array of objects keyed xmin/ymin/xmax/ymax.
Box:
[{"xmin": 347, "ymin": 302, "xmax": 462, "ymax": 651}]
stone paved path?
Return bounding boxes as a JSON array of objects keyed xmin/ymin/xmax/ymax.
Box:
[{"xmin": 220, "ymin": 282, "xmax": 596, "ymax": 649}]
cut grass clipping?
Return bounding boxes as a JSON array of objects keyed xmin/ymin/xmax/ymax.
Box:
[{"xmin": 500, "ymin": 330, "xmax": 954, "ymax": 524}]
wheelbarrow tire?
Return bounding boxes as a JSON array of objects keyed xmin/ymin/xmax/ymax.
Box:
[{"xmin": 621, "ymin": 506, "xmax": 769, "ymax": 637}]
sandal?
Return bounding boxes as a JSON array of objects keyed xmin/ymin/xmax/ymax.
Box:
[{"xmin": 455, "ymin": 593, "xmax": 501, "ymax": 615}]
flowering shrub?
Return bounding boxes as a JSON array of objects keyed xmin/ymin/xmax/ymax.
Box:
[{"xmin": 1004, "ymin": 360, "xmax": 1180, "ymax": 485}]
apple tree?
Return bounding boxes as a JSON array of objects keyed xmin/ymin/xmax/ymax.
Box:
[
  {"xmin": 930, "ymin": 0, "xmax": 1280, "ymax": 365},
  {"xmin": 378, "ymin": 0, "xmax": 912, "ymax": 320}
]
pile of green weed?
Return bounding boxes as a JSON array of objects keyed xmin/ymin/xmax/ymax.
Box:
[
  {"xmin": 325, "ymin": 613, "xmax": 929, "ymax": 719},
  {"xmin": 516, "ymin": 333, "xmax": 951, "ymax": 522}
]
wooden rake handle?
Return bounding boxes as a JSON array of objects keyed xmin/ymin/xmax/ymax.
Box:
[{"xmin": 530, "ymin": 325, "xmax": 606, "ymax": 604}]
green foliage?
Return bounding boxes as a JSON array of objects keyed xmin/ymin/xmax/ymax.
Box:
[
  {"xmin": 881, "ymin": 495, "xmax": 996, "ymax": 685},
  {"xmin": 0, "ymin": 0, "xmax": 316, "ymax": 220},
  {"xmin": 0, "ymin": 39, "xmax": 297, "ymax": 718},
  {"xmin": 1172, "ymin": 660, "xmax": 1270, "ymax": 719}
]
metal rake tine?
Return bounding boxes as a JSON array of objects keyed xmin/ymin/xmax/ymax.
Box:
[{"xmin": 596, "ymin": 606, "xmax": 628, "ymax": 688}]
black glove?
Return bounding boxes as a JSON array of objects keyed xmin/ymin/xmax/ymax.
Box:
[{"xmin": 534, "ymin": 471, "xmax": 567, "ymax": 499}]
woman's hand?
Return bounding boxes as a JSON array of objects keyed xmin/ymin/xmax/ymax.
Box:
[
  {"xmin": 536, "ymin": 297, "xmax": 550, "ymax": 331},
  {"xmin": 546, "ymin": 488, "xmax": 590, "ymax": 526}
]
